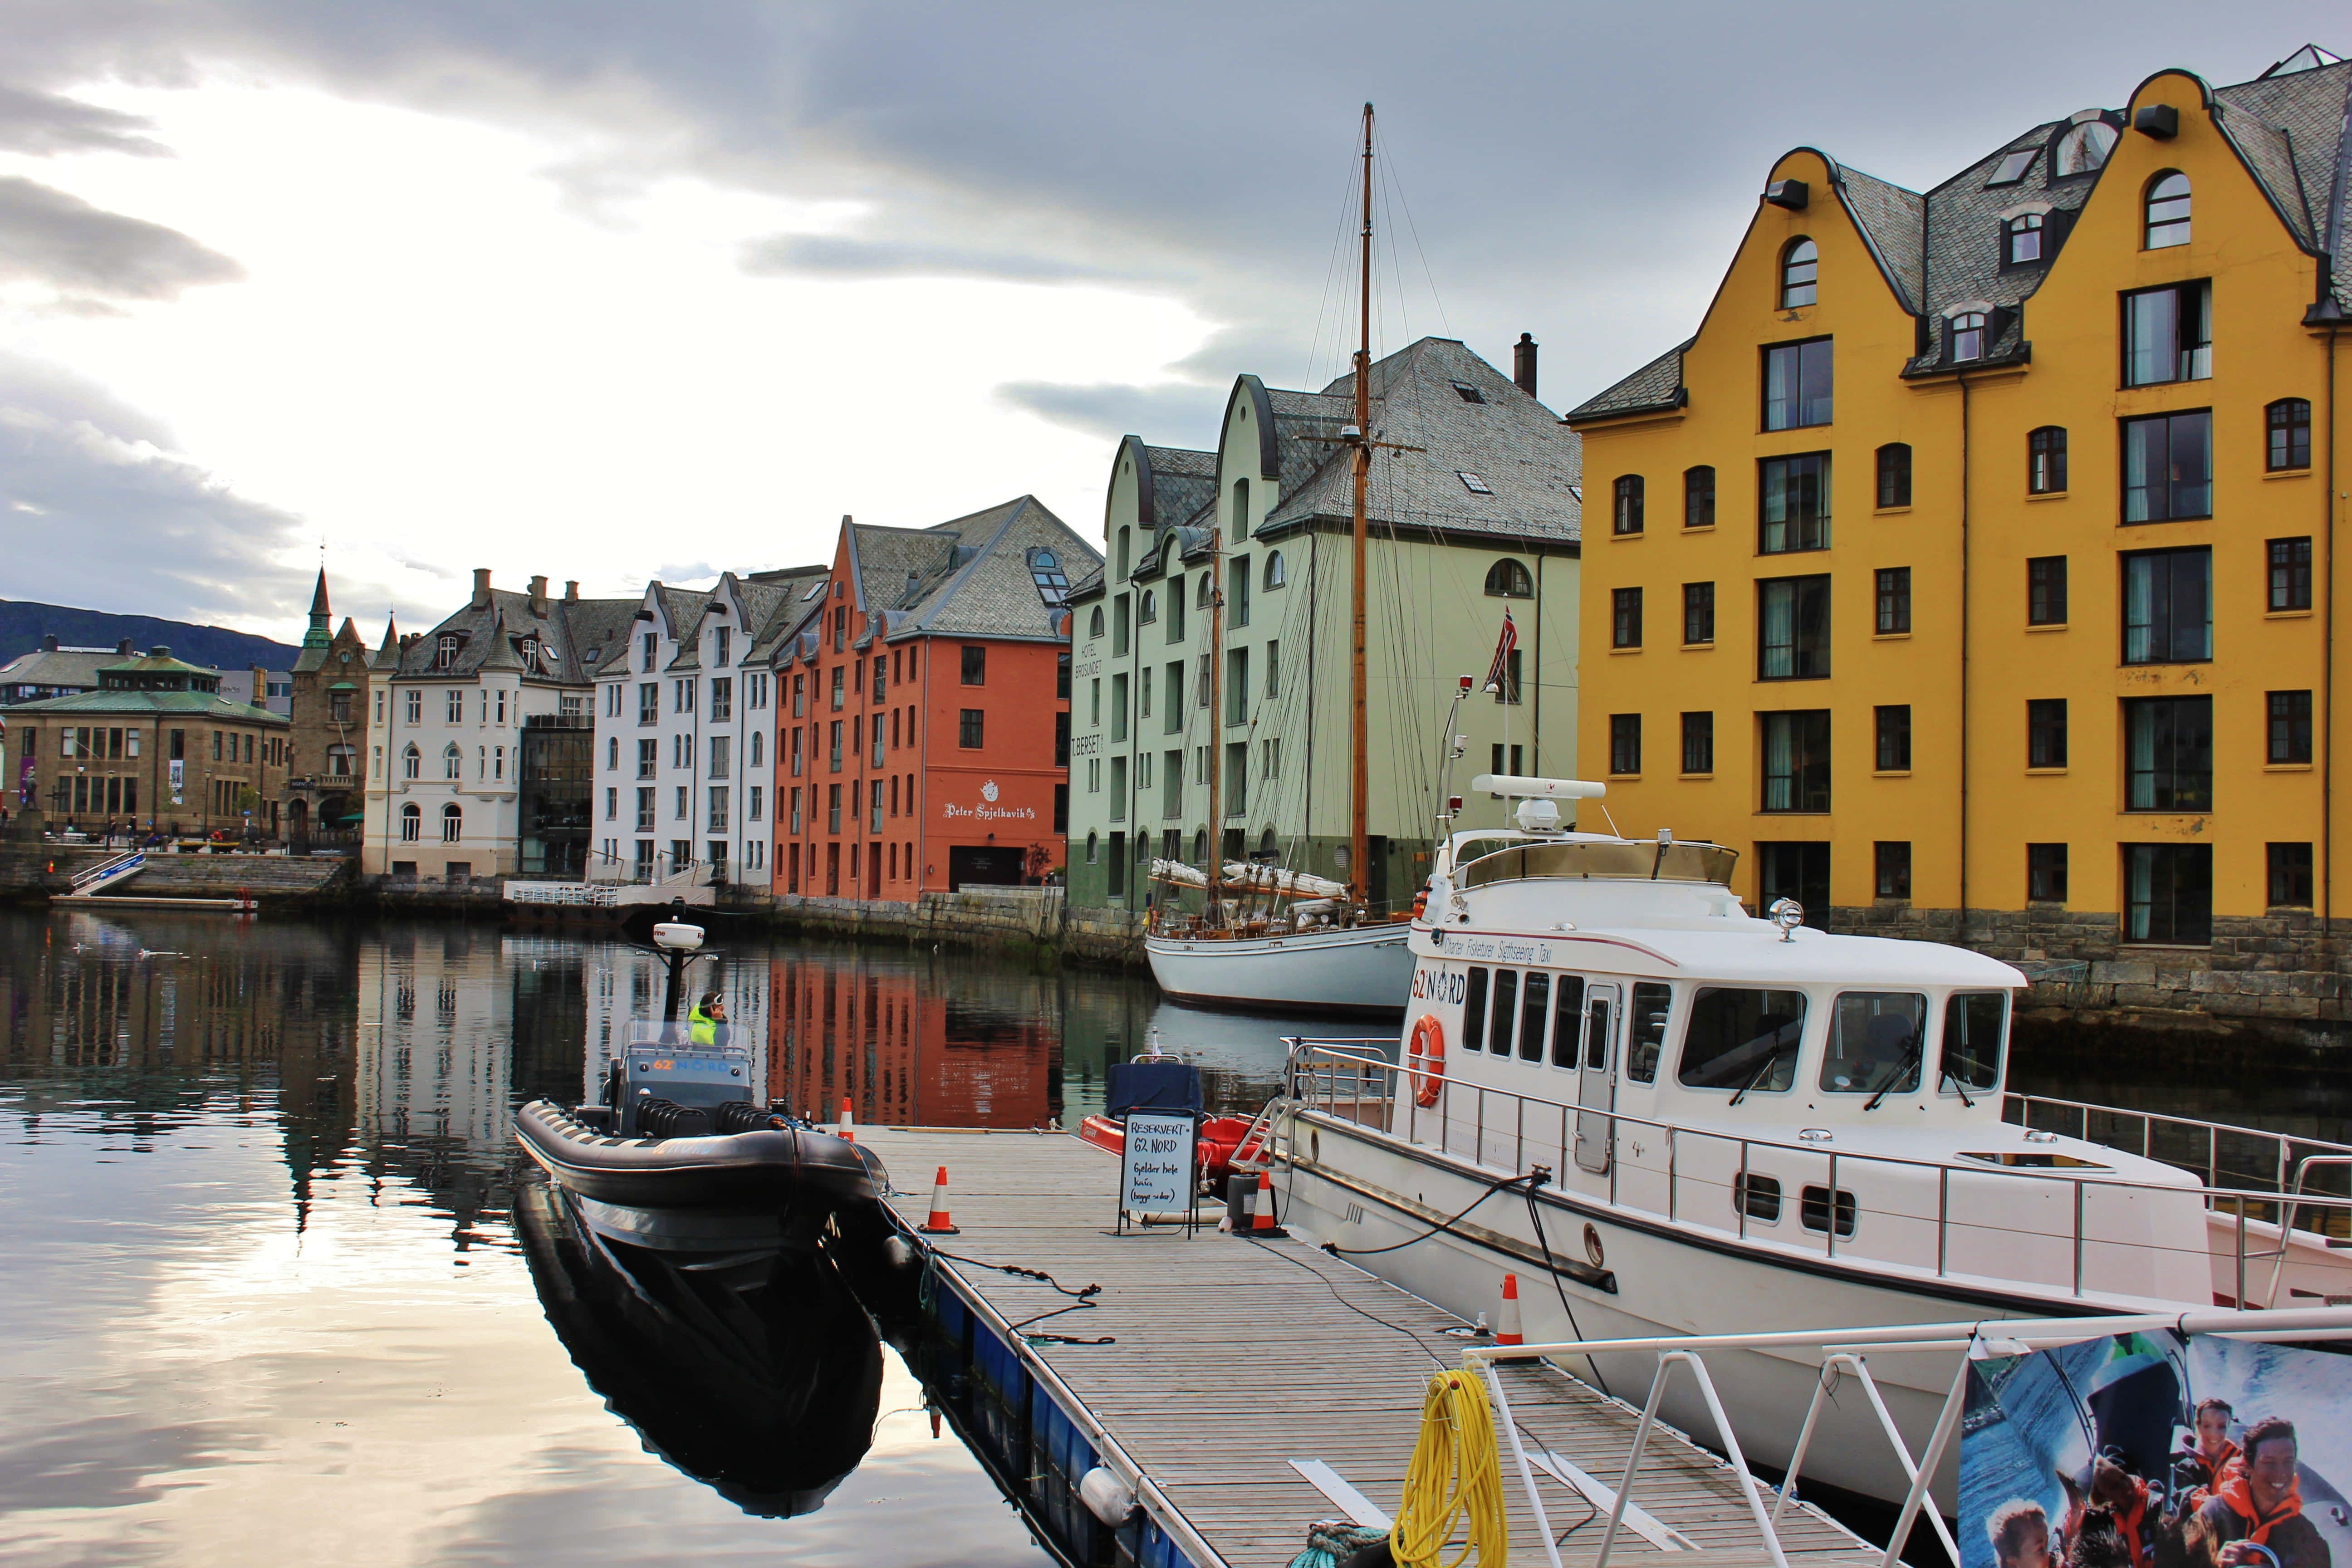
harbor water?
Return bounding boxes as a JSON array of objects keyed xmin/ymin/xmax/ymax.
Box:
[{"xmin": 0, "ymin": 905, "xmax": 2345, "ymax": 1565}]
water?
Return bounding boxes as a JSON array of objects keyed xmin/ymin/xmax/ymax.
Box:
[{"xmin": 2, "ymin": 906, "xmax": 2345, "ymax": 1565}]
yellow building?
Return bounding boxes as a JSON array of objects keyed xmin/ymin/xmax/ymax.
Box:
[{"xmin": 1568, "ymin": 46, "xmax": 2351, "ymax": 1014}]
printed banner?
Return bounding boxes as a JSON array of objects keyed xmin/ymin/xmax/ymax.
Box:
[
  {"xmin": 168, "ymin": 759, "xmax": 184, "ymax": 806},
  {"xmin": 15, "ymin": 757, "xmax": 29, "ymax": 807},
  {"xmin": 1962, "ymin": 1332, "xmax": 2352, "ymax": 1568}
]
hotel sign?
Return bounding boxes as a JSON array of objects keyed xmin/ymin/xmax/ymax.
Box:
[{"xmin": 940, "ymin": 779, "xmax": 1036, "ymax": 823}]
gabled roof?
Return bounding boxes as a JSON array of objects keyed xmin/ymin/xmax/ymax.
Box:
[
  {"xmin": 0, "ymin": 646, "xmax": 118, "ymax": 692},
  {"xmin": 390, "ymin": 586, "xmax": 636, "ymax": 685},
  {"xmin": 1117, "ymin": 438, "xmax": 1221, "ymax": 533},
  {"xmin": 785, "ymin": 496, "xmax": 1100, "ymax": 656}
]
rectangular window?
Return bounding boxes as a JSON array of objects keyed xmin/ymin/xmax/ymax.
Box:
[
  {"xmin": 1609, "ymin": 714, "xmax": 1641, "ymax": 775},
  {"xmin": 793, "ymin": 674, "xmax": 805, "ymax": 716},
  {"xmin": 2269, "ymin": 538, "xmax": 2313, "ymax": 612},
  {"xmin": 1874, "ymin": 705, "xmax": 1911, "ymax": 771},
  {"xmin": 707, "ymin": 786, "xmax": 729, "ymax": 832},
  {"xmin": 827, "ymin": 783, "xmax": 842, "ymax": 833},
  {"xmin": 1874, "ymin": 568, "xmax": 1911, "ymax": 634},
  {"xmin": 605, "ymin": 786, "xmax": 617, "ymax": 821},
  {"xmin": 2125, "ymin": 696, "xmax": 2213, "ymax": 811},
  {"xmin": 2122, "ymin": 410, "xmax": 2213, "ymax": 522},
  {"xmin": 1761, "ymin": 338, "xmax": 1833, "ymax": 430},
  {"xmin": 1682, "ymin": 582, "xmax": 1715, "ymax": 645},
  {"xmin": 1229, "ymin": 556, "xmax": 1251, "ymax": 627},
  {"xmin": 2125, "ymin": 843, "xmax": 2212, "ymax": 945},
  {"xmin": 1261, "ymin": 738, "xmax": 1279, "ymax": 779},
  {"xmin": 2027, "ymin": 843, "xmax": 2068, "ymax": 903},
  {"xmin": 829, "ymin": 720, "xmax": 842, "ymax": 770},
  {"xmin": 1612, "ymin": 587, "xmax": 1643, "ymax": 649},
  {"xmin": 961, "ymin": 645, "xmax": 985, "ymax": 686},
  {"xmin": 1483, "ymin": 970, "xmax": 1517, "ymax": 1058},
  {"xmin": 1225, "ymin": 647, "xmax": 1249, "ymax": 724},
  {"xmin": 2269, "ymin": 690, "xmax": 2314, "ymax": 764},
  {"xmin": 708, "ymin": 734, "xmax": 730, "ymax": 779},
  {"xmin": 1757, "ymin": 575, "xmax": 1831, "ymax": 679},
  {"xmin": 674, "ymin": 785, "xmax": 688, "ymax": 820},
  {"xmin": 2028, "ymin": 557, "xmax": 2068, "ymax": 626},
  {"xmin": 1111, "ymin": 673, "xmax": 1128, "ymax": 741},
  {"xmin": 2122, "ymin": 549, "xmax": 2212, "ymax": 663},
  {"xmin": 1612, "ymin": 475, "xmax": 1645, "ymax": 535},
  {"xmin": 830, "ymin": 666, "xmax": 844, "ymax": 710},
  {"xmin": 1875, "ymin": 444, "xmax": 1911, "ymax": 508},
  {"xmin": 1759, "ymin": 453, "xmax": 1830, "ymax": 553},
  {"xmin": 2269, "ymin": 400, "xmax": 2313, "ymax": 472},
  {"xmin": 709, "ymin": 677, "xmax": 732, "ymax": 722},
  {"xmin": 1265, "ymin": 640, "xmax": 1280, "ymax": 699},
  {"xmin": 2122, "ymin": 281, "xmax": 2211, "ymax": 387},
  {"xmin": 636, "ymin": 787, "xmax": 655, "ymax": 830},
  {"xmin": 2028, "ymin": 699, "xmax": 2068, "ymax": 769},
  {"xmin": 1224, "ymin": 741, "xmax": 1247, "ymax": 816},
  {"xmin": 1112, "ymin": 596, "xmax": 1130, "ymax": 657},
  {"xmin": 2269, "ymin": 843, "xmax": 2315, "ymax": 908},
  {"xmin": 1493, "ymin": 648, "xmax": 1523, "ymax": 706},
  {"xmin": 749, "ymin": 785, "xmax": 764, "ymax": 823},
  {"xmin": 1874, "ymin": 842, "xmax": 1911, "ymax": 899},
  {"xmin": 1164, "ymin": 664, "xmax": 1183, "ymax": 733},
  {"xmin": 1684, "ymin": 466, "xmax": 1716, "ymax": 529},
  {"xmin": 1460, "ymin": 967, "xmax": 1488, "ymax": 1056},
  {"xmin": 959, "ymin": 709, "xmax": 985, "ymax": 748},
  {"xmin": 1681, "ymin": 711, "xmax": 1714, "ymax": 774},
  {"xmin": 1760, "ymin": 710, "xmax": 1831, "ymax": 812}
]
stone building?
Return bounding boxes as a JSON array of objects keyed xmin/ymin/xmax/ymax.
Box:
[{"xmin": 282, "ymin": 570, "xmax": 375, "ymax": 849}]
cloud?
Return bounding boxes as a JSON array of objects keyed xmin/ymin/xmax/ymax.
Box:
[
  {"xmin": 995, "ymin": 379, "xmax": 1225, "ymax": 443},
  {"xmin": 0, "ymin": 352, "xmax": 309, "ymax": 626},
  {"xmin": 0, "ymin": 176, "xmax": 244, "ymax": 300},
  {"xmin": 741, "ymin": 233, "xmax": 1116, "ymax": 285},
  {"xmin": 0, "ymin": 83, "xmax": 171, "ymax": 157}
]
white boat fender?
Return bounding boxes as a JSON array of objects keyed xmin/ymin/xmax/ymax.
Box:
[{"xmin": 1079, "ymin": 1465, "xmax": 1137, "ymax": 1526}]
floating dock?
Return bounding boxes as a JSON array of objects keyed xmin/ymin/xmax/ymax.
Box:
[{"xmin": 862, "ymin": 1126, "xmax": 1882, "ymax": 1568}]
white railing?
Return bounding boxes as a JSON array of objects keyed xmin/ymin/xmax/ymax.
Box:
[
  {"xmin": 2009, "ymin": 1091, "xmax": 2352, "ymax": 1210},
  {"xmin": 69, "ymin": 852, "xmax": 144, "ymax": 890},
  {"xmin": 1460, "ymin": 1305, "xmax": 2352, "ymax": 1568},
  {"xmin": 1280, "ymin": 1040, "xmax": 2352, "ymax": 1307},
  {"xmin": 502, "ymin": 882, "xmax": 621, "ymax": 907}
]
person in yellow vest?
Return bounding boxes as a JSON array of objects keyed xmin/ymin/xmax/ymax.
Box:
[{"xmin": 688, "ymin": 991, "xmax": 727, "ymax": 1049}]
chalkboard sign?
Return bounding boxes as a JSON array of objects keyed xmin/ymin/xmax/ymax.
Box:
[{"xmin": 1118, "ymin": 1112, "xmax": 1196, "ymax": 1233}]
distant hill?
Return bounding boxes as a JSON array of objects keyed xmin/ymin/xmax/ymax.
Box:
[{"xmin": 0, "ymin": 599, "xmax": 301, "ymax": 671}]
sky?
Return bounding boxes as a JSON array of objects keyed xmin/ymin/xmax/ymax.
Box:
[{"xmin": 0, "ymin": 1, "xmax": 2342, "ymax": 644}]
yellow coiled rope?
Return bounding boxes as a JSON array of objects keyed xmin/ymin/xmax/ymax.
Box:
[{"xmin": 1389, "ymin": 1364, "xmax": 1509, "ymax": 1567}]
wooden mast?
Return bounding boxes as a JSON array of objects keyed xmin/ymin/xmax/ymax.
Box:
[{"xmin": 1348, "ymin": 102, "xmax": 1373, "ymax": 910}]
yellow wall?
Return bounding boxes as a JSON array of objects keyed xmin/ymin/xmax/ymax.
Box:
[{"xmin": 1575, "ymin": 74, "xmax": 2347, "ymax": 928}]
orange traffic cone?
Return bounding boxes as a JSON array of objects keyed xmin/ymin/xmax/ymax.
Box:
[
  {"xmin": 1496, "ymin": 1273, "xmax": 1524, "ymax": 1347},
  {"xmin": 918, "ymin": 1166, "xmax": 960, "ymax": 1235},
  {"xmin": 837, "ymin": 1097, "xmax": 854, "ymax": 1142},
  {"xmin": 1251, "ymin": 1169, "xmax": 1288, "ymax": 1238}
]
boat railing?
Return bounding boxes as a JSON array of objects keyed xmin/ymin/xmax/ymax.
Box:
[
  {"xmin": 1279, "ymin": 1039, "xmax": 2352, "ymax": 1307},
  {"xmin": 1453, "ymin": 1304, "xmax": 2352, "ymax": 1568},
  {"xmin": 2006, "ymin": 1091, "xmax": 2352, "ymax": 1219}
]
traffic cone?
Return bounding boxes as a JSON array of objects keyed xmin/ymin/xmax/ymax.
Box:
[
  {"xmin": 918, "ymin": 1166, "xmax": 960, "ymax": 1235},
  {"xmin": 1250, "ymin": 1169, "xmax": 1288, "ymax": 1238},
  {"xmin": 1496, "ymin": 1273, "xmax": 1524, "ymax": 1348},
  {"xmin": 837, "ymin": 1097, "xmax": 855, "ymax": 1142}
]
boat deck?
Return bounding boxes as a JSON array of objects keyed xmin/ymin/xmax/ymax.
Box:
[{"xmin": 861, "ymin": 1126, "xmax": 1882, "ymax": 1568}]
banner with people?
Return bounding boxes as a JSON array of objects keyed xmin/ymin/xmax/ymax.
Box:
[{"xmin": 1961, "ymin": 1331, "xmax": 2352, "ymax": 1568}]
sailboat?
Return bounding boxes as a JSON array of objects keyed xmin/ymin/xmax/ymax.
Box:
[{"xmin": 1143, "ymin": 104, "xmax": 1417, "ymax": 1018}]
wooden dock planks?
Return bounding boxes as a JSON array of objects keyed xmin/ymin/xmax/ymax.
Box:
[{"xmin": 862, "ymin": 1126, "xmax": 1883, "ymax": 1568}]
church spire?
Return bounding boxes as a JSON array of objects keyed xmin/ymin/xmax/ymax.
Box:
[{"xmin": 303, "ymin": 567, "xmax": 333, "ymax": 648}]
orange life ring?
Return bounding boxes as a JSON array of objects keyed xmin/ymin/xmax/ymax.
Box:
[{"xmin": 1408, "ymin": 1013, "xmax": 1445, "ymax": 1107}]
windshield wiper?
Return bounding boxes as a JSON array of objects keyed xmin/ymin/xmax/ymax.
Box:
[
  {"xmin": 1727, "ymin": 1038, "xmax": 1796, "ymax": 1107},
  {"xmin": 1939, "ymin": 1065, "xmax": 1975, "ymax": 1109},
  {"xmin": 1863, "ymin": 1038, "xmax": 1926, "ymax": 1110}
]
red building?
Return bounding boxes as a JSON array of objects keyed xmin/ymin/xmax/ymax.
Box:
[{"xmin": 773, "ymin": 498, "xmax": 1093, "ymax": 899}]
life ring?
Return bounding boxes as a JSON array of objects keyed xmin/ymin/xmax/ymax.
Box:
[{"xmin": 1407, "ymin": 1014, "xmax": 1445, "ymax": 1107}]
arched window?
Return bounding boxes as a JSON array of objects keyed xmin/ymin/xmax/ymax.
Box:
[
  {"xmin": 326, "ymin": 744, "xmax": 355, "ymax": 777},
  {"xmin": 2268, "ymin": 399, "xmax": 2313, "ymax": 472},
  {"xmin": 1139, "ymin": 588, "xmax": 1157, "ymax": 624},
  {"xmin": 441, "ymin": 803, "xmax": 462, "ymax": 843},
  {"xmin": 1683, "ymin": 466, "xmax": 1717, "ymax": 529},
  {"xmin": 399, "ymin": 803, "xmax": 421, "ymax": 842},
  {"xmin": 402, "ymin": 743, "xmax": 421, "ymax": 779},
  {"xmin": 2029, "ymin": 426, "xmax": 2069, "ymax": 493},
  {"xmin": 2145, "ymin": 172, "xmax": 2190, "ymax": 249},
  {"xmin": 2053, "ymin": 119, "xmax": 2117, "ymax": 176},
  {"xmin": 1196, "ymin": 573, "xmax": 1213, "ymax": 608},
  {"xmin": 1612, "ymin": 475, "xmax": 1645, "ymax": 535},
  {"xmin": 749, "ymin": 730, "xmax": 764, "ymax": 768},
  {"xmin": 442, "ymin": 742, "xmax": 461, "ymax": 780},
  {"xmin": 1085, "ymin": 832, "xmax": 1098, "ymax": 864},
  {"xmin": 1949, "ymin": 313, "xmax": 1987, "ymax": 363},
  {"xmin": 1088, "ymin": 606, "xmax": 1105, "ymax": 638},
  {"xmin": 1875, "ymin": 444, "xmax": 1912, "ymax": 508},
  {"xmin": 1484, "ymin": 559, "xmax": 1534, "ymax": 598},
  {"xmin": 1191, "ymin": 830, "xmax": 1206, "ymax": 864},
  {"xmin": 1258, "ymin": 827, "xmax": 1277, "ymax": 859},
  {"xmin": 2004, "ymin": 213, "xmax": 2044, "ymax": 265},
  {"xmin": 1779, "ymin": 239, "xmax": 1818, "ymax": 308},
  {"xmin": 1231, "ymin": 478, "xmax": 1250, "ymax": 539},
  {"xmin": 1263, "ymin": 550, "xmax": 1286, "ymax": 589}
]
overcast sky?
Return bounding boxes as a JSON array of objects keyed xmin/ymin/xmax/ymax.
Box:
[{"xmin": 0, "ymin": 1, "xmax": 2340, "ymax": 644}]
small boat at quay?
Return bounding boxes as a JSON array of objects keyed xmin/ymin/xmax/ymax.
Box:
[{"xmin": 1257, "ymin": 774, "xmax": 2352, "ymax": 1511}]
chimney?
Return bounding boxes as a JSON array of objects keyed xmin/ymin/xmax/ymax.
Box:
[
  {"xmin": 1513, "ymin": 333, "xmax": 1539, "ymax": 398},
  {"xmin": 472, "ymin": 567, "xmax": 492, "ymax": 608},
  {"xmin": 117, "ymin": 639, "xmax": 133, "ymax": 655},
  {"xmin": 41, "ymin": 634, "xmax": 57, "ymax": 652},
  {"xmin": 563, "ymin": 580, "xmax": 579, "ymax": 602},
  {"xmin": 529, "ymin": 574, "xmax": 550, "ymax": 616}
]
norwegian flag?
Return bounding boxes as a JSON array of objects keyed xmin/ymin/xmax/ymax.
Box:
[{"xmin": 1483, "ymin": 610, "xmax": 1518, "ymax": 695}]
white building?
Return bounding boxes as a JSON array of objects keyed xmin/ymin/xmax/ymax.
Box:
[{"xmin": 588, "ymin": 567, "xmax": 826, "ymax": 889}]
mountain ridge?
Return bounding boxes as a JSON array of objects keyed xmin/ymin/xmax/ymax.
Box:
[{"xmin": 1, "ymin": 598, "xmax": 301, "ymax": 671}]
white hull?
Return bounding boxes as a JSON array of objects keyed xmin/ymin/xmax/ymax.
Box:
[{"xmin": 1144, "ymin": 923, "xmax": 1414, "ymax": 1015}]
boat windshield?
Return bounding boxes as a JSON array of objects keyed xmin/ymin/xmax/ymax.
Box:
[
  {"xmin": 1818, "ymin": 992, "xmax": 1926, "ymax": 1094},
  {"xmin": 1679, "ymin": 987, "xmax": 1806, "ymax": 1095},
  {"xmin": 1940, "ymin": 991, "xmax": 2008, "ymax": 1093},
  {"xmin": 1450, "ymin": 837, "xmax": 1522, "ymax": 867}
]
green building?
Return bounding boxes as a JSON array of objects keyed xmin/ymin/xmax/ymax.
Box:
[{"xmin": 1064, "ymin": 336, "xmax": 1584, "ymax": 918}]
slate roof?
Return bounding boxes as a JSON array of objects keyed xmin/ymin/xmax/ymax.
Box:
[
  {"xmin": 0, "ymin": 645, "xmax": 125, "ymax": 696},
  {"xmin": 1129, "ymin": 442, "xmax": 1220, "ymax": 533},
  {"xmin": 388, "ymin": 586, "xmax": 639, "ymax": 686},
  {"xmin": 1570, "ymin": 50, "xmax": 2352, "ymax": 414},
  {"xmin": 743, "ymin": 567, "xmax": 832, "ymax": 664},
  {"xmin": 1261, "ymin": 338, "xmax": 1583, "ymax": 546},
  {"xmin": 10, "ymin": 688, "xmax": 285, "ymax": 722}
]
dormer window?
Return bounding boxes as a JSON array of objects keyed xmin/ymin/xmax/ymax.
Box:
[
  {"xmin": 2053, "ymin": 117, "xmax": 2117, "ymax": 177},
  {"xmin": 435, "ymin": 634, "xmax": 459, "ymax": 669},
  {"xmin": 2145, "ymin": 172, "xmax": 2190, "ymax": 249},
  {"xmin": 2005, "ymin": 213, "xmax": 2044, "ymax": 265},
  {"xmin": 1780, "ymin": 239, "xmax": 1818, "ymax": 308},
  {"xmin": 519, "ymin": 636, "xmax": 537, "ymax": 667},
  {"xmin": 1030, "ymin": 549, "xmax": 1069, "ymax": 606},
  {"xmin": 1950, "ymin": 313, "xmax": 1987, "ymax": 363}
]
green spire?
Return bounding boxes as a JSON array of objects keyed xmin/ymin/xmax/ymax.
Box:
[{"xmin": 302, "ymin": 567, "xmax": 332, "ymax": 648}]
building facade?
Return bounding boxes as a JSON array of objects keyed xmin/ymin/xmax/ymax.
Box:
[
  {"xmin": 1064, "ymin": 336, "xmax": 1583, "ymax": 918},
  {"xmin": 1568, "ymin": 48, "xmax": 2352, "ymax": 999},
  {"xmin": 7, "ymin": 648, "xmax": 289, "ymax": 833},
  {"xmin": 773, "ymin": 499, "xmax": 1093, "ymax": 900},
  {"xmin": 361, "ymin": 571, "xmax": 636, "ymax": 880},
  {"xmin": 282, "ymin": 570, "xmax": 374, "ymax": 848}
]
